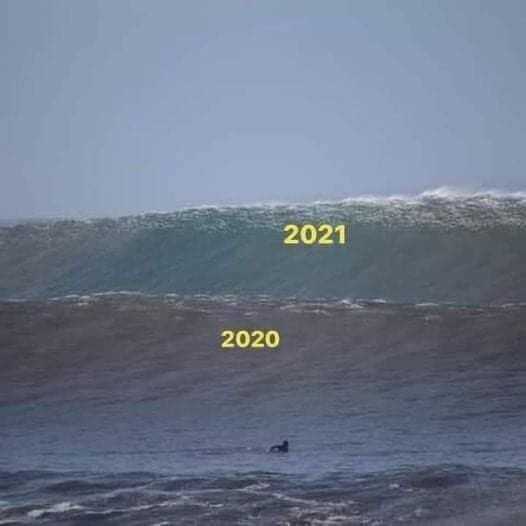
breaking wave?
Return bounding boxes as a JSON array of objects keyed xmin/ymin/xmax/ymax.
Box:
[{"xmin": 1, "ymin": 189, "xmax": 526, "ymax": 303}]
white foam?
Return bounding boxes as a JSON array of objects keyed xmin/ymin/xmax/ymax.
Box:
[
  {"xmin": 6, "ymin": 187, "xmax": 526, "ymax": 227},
  {"xmin": 240, "ymin": 482, "xmax": 271, "ymax": 491},
  {"xmin": 27, "ymin": 501, "xmax": 84, "ymax": 518}
]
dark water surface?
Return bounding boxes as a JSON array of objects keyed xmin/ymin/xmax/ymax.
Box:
[{"xmin": 1, "ymin": 296, "xmax": 525, "ymax": 524}]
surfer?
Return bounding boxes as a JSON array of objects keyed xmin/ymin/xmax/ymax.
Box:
[{"xmin": 269, "ymin": 440, "xmax": 289, "ymax": 453}]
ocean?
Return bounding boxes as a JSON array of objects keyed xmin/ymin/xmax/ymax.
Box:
[{"xmin": 1, "ymin": 190, "xmax": 525, "ymax": 525}]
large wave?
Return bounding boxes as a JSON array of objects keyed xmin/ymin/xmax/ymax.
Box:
[
  {"xmin": 1, "ymin": 189, "xmax": 526, "ymax": 303},
  {"xmin": 2, "ymin": 296, "xmax": 525, "ymax": 473}
]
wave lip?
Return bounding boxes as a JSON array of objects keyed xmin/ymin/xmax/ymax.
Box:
[{"xmin": 3, "ymin": 187, "xmax": 526, "ymax": 226}]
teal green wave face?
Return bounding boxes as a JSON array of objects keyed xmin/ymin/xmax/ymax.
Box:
[{"xmin": 1, "ymin": 192, "xmax": 526, "ymax": 304}]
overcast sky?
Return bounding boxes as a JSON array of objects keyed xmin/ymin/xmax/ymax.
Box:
[{"xmin": 3, "ymin": 0, "xmax": 526, "ymax": 218}]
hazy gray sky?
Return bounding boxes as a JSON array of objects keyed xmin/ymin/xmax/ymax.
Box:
[{"xmin": 3, "ymin": 0, "xmax": 526, "ymax": 217}]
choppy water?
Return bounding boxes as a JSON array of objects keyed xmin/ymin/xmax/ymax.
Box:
[{"xmin": 2, "ymin": 465, "xmax": 525, "ymax": 525}]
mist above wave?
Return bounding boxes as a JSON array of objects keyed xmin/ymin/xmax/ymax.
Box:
[{"xmin": 3, "ymin": 188, "xmax": 526, "ymax": 230}]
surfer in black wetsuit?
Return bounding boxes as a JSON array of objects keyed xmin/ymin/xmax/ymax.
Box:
[{"xmin": 269, "ymin": 440, "xmax": 289, "ymax": 453}]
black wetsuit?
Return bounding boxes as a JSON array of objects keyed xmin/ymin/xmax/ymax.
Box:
[{"xmin": 269, "ymin": 440, "xmax": 289, "ymax": 453}]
